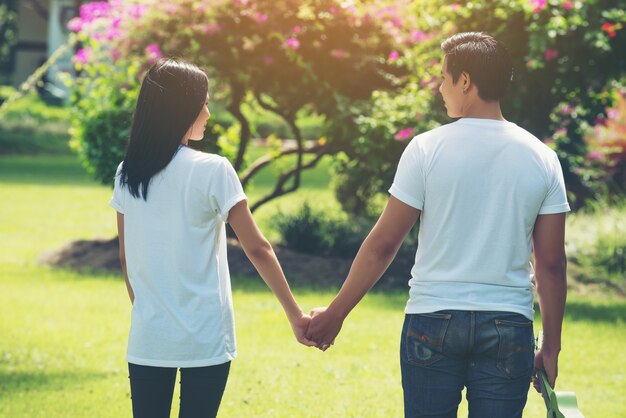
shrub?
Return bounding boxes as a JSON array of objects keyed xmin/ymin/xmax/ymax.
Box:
[
  {"xmin": 566, "ymin": 202, "xmax": 626, "ymax": 282},
  {"xmin": 271, "ymin": 201, "xmax": 417, "ymax": 258},
  {"xmin": 0, "ymin": 89, "xmax": 71, "ymax": 154},
  {"xmin": 271, "ymin": 202, "xmax": 334, "ymax": 255},
  {"xmin": 71, "ymin": 107, "xmax": 132, "ymax": 184},
  {"xmin": 584, "ymin": 86, "xmax": 626, "ymax": 196}
]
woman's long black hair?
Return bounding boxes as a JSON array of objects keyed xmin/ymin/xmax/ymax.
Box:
[{"xmin": 120, "ymin": 59, "xmax": 208, "ymax": 200}]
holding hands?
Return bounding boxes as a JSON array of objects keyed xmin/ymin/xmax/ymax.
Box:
[
  {"xmin": 286, "ymin": 307, "xmax": 344, "ymax": 350},
  {"xmin": 305, "ymin": 306, "xmax": 345, "ymax": 351}
]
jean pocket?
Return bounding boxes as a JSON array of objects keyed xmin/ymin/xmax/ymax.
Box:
[
  {"xmin": 404, "ymin": 312, "xmax": 452, "ymax": 366},
  {"xmin": 495, "ymin": 318, "xmax": 534, "ymax": 379}
]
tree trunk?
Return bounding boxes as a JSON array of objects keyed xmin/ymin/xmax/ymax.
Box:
[{"xmin": 227, "ymin": 81, "xmax": 251, "ymax": 172}]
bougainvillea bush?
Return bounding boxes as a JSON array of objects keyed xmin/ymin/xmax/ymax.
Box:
[
  {"xmin": 67, "ymin": 0, "xmax": 412, "ymax": 211},
  {"xmin": 68, "ymin": 0, "xmax": 625, "ymax": 211}
]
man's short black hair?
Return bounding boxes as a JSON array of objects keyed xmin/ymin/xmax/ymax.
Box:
[{"xmin": 441, "ymin": 32, "xmax": 513, "ymax": 102}]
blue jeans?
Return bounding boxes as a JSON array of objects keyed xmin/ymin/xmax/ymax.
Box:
[{"xmin": 400, "ymin": 311, "xmax": 534, "ymax": 418}]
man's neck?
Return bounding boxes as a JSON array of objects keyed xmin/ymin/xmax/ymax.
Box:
[{"xmin": 461, "ymin": 98, "xmax": 505, "ymax": 121}]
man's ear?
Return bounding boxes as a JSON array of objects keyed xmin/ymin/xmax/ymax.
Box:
[{"xmin": 462, "ymin": 72, "xmax": 471, "ymax": 93}]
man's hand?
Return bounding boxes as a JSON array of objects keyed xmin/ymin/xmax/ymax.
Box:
[
  {"xmin": 289, "ymin": 313, "xmax": 317, "ymax": 347},
  {"xmin": 533, "ymin": 347, "xmax": 559, "ymax": 392},
  {"xmin": 307, "ymin": 307, "xmax": 344, "ymax": 351}
]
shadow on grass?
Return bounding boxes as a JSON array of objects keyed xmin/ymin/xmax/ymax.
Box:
[
  {"xmin": 0, "ymin": 155, "xmax": 98, "ymax": 186},
  {"xmin": 562, "ymin": 300, "xmax": 626, "ymax": 324},
  {"xmin": 0, "ymin": 369, "xmax": 109, "ymax": 399}
]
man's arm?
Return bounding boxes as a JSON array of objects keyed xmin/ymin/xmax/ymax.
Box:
[
  {"xmin": 306, "ymin": 196, "xmax": 420, "ymax": 347},
  {"xmin": 532, "ymin": 212, "xmax": 567, "ymax": 390},
  {"xmin": 116, "ymin": 212, "xmax": 134, "ymax": 304}
]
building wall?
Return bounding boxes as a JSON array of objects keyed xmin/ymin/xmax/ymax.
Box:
[{"xmin": 12, "ymin": 1, "xmax": 50, "ymax": 87}]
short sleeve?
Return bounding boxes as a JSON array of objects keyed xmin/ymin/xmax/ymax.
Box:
[
  {"xmin": 388, "ymin": 137, "xmax": 425, "ymax": 210},
  {"xmin": 209, "ymin": 157, "xmax": 247, "ymax": 221},
  {"xmin": 538, "ymin": 153, "xmax": 571, "ymax": 215},
  {"xmin": 109, "ymin": 162, "xmax": 125, "ymax": 214}
]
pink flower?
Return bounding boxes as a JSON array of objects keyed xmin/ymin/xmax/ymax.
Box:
[
  {"xmin": 394, "ymin": 128, "xmax": 415, "ymax": 141},
  {"xmin": 253, "ymin": 13, "xmax": 268, "ymax": 23},
  {"xmin": 284, "ymin": 38, "xmax": 300, "ymax": 50},
  {"xmin": 166, "ymin": 4, "xmax": 179, "ymax": 14},
  {"xmin": 419, "ymin": 75, "xmax": 437, "ymax": 88},
  {"xmin": 409, "ymin": 30, "xmax": 431, "ymax": 44},
  {"xmin": 330, "ymin": 49, "xmax": 347, "ymax": 59},
  {"xmin": 388, "ymin": 51, "xmax": 401, "ymax": 61},
  {"xmin": 72, "ymin": 48, "xmax": 92, "ymax": 65},
  {"xmin": 554, "ymin": 128, "xmax": 568, "ymax": 137},
  {"xmin": 588, "ymin": 151, "xmax": 603, "ymax": 160},
  {"xmin": 145, "ymin": 44, "xmax": 163, "ymax": 63},
  {"xmin": 559, "ymin": 104, "xmax": 575, "ymax": 115},
  {"xmin": 67, "ymin": 17, "xmax": 83, "ymax": 32},
  {"xmin": 105, "ymin": 28, "xmax": 121, "ymax": 40},
  {"xmin": 200, "ymin": 23, "xmax": 222, "ymax": 36},
  {"xmin": 110, "ymin": 49, "xmax": 122, "ymax": 61},
  {"xmin": 562, "ymin": 1, "xmax": 573, "ymax": 10},
  {"xmin": 292, "ymin": 25, "xmax": 302, "ymax": 34},
  {"xmin": 544, "ymin": 48, "xmax": 559, "ymax": 61},
  {"xmin": 529, "ymin": 0, "xmax": 547, "ymax": 13},
  {"xmin": 79, "ymin": 2, "xmax": 110, "ymax": 23},
  {"xmin": 593, "ymin": 116, "xmax": 608, "ymax": 126},
  {"xmin": 128, "ymin": 4, "xmax": 146, "ymax": 20}
]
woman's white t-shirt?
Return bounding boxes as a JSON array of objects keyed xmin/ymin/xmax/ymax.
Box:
[
  {"xmin": 389, "ymin": 118, "xmax": 570, "ymax": 320},
  {"xmin": 110, "ymin": 146, "xmax": 246, "ymax": 367}
]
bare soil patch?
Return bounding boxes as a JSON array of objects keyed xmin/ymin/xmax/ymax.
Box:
[{"xmin": 39, "ymin": 237, "xmax": 413, "ymax": 290}]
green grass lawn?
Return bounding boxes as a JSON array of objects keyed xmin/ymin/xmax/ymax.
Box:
[{"xmin": 1, "ymin": 154, "xmax": 625, "ymax": 417}]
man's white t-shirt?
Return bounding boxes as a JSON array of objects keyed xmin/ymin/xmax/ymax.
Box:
[
  {"xmin": 110, "ymin": 146, "xmax": 247, "ymax": 367},
  {"xmin": 389, "ymin": 118, "xmax": 570, "ymax": 320}
]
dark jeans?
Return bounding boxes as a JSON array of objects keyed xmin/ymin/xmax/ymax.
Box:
[
  {"xmin": 128, "ymin": 362, "xmax": 231, "ymax": 418},
  {"xmin": 400, "ymin": 311, "xmax": 534, "ymax": 418}
]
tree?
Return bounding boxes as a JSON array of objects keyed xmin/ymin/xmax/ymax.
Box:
[
  {"xmin": 68, "ymin": 0, "xmax": 408, "ymax": 211},
  {"xmin": 68, "ymin": 0, "xmax": 626, "ymax": 213}
]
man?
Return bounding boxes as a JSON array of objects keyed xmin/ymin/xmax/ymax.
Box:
[{"xmin": 306, "ymin": 32, "xmax": 569, "ymax": 418}]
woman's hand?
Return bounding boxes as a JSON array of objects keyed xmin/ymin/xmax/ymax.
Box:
[{"xmin": 289, "ymin": 313, "xmax": 317, "ymax": 347}]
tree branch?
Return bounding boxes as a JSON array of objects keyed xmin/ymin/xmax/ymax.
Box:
[
  {"xmin": 249, "ymin": 149, "xmax": 327, "ymax": 213},
  {"xmin": 249, "ymin": 90, "xmax": 309, "ymax": 211},
  {"xmin": 254, "ymin": 91, "xmax": 292, "ymax": 120},
  {"xmin": 227, "ymin": 81, "xmax": 251, "ymax": 172},
  {"xmin": 241, "ymin": 143, "xmax": 325, "ymax": 189}
]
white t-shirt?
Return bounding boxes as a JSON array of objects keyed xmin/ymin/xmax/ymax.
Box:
[
  {"xmin": 110, "ymin": 146, "xmax": 247, "ymax": 367},
  {"xmin": 389, "ymin": 118, "xmax": 570, "ymax": 320}
]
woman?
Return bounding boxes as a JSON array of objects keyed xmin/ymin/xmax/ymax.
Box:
[{"xmin": 110, "ymin": 59, "xmax": 314, "ymax": 418}]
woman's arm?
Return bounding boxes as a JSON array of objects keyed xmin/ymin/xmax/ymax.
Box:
[
  {"xmin": 116, "ymin": 212, "xmax": 134, "ymax": 304},
  {"xmin": 227, "ymin": 200, "xmax": 315, "ymax": 347}
]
